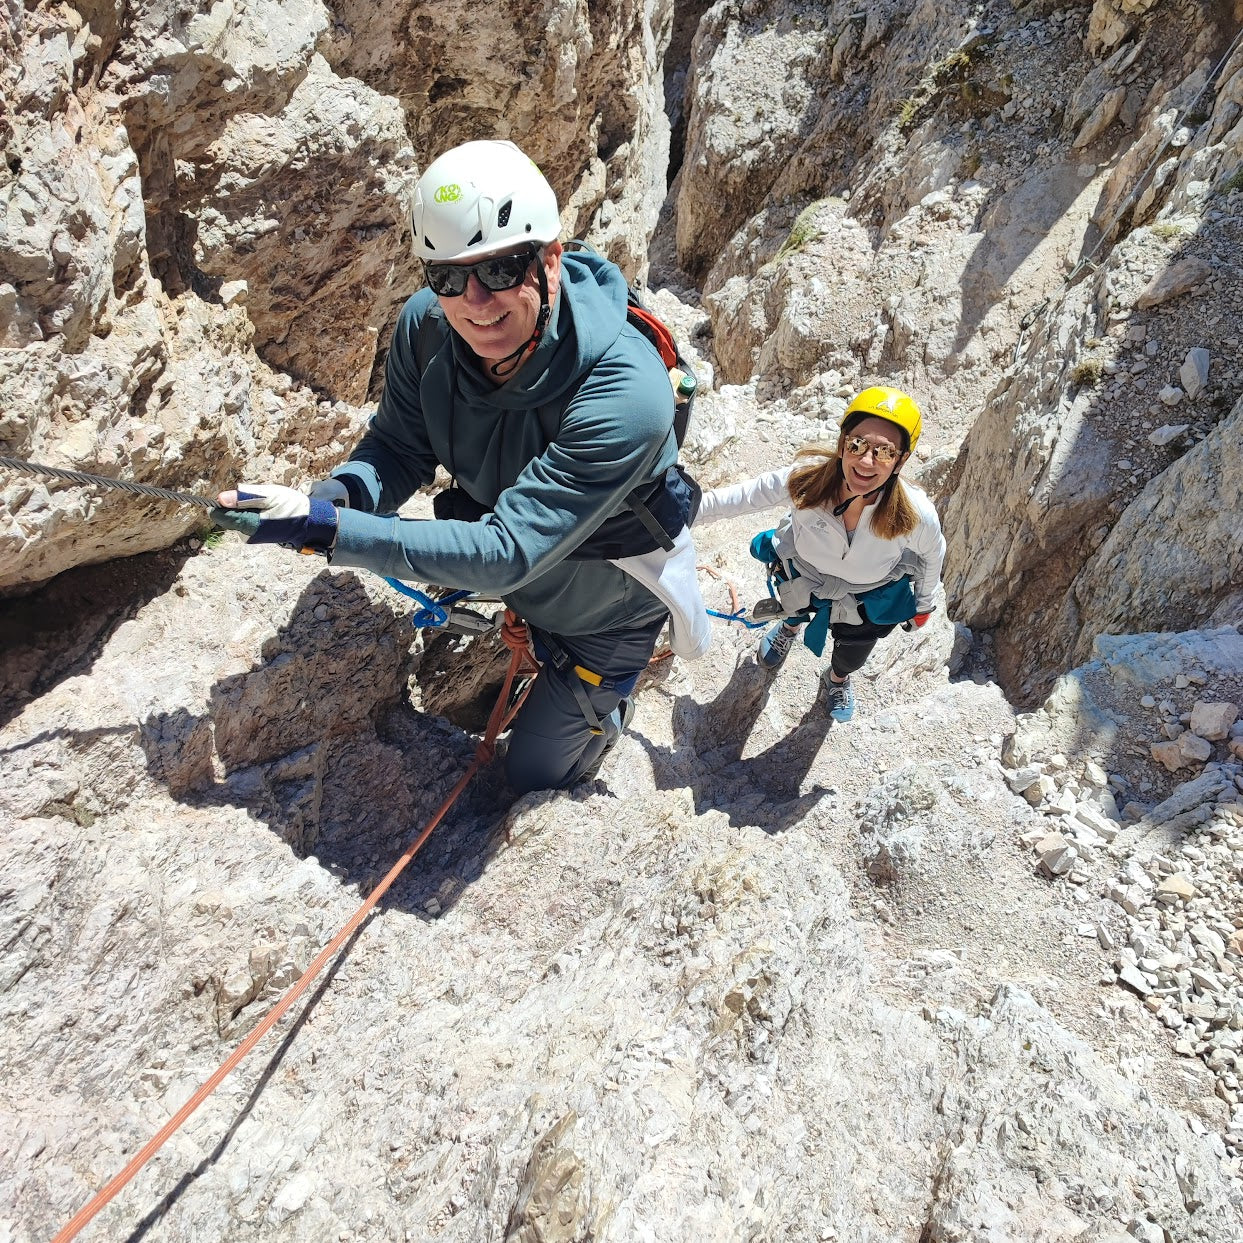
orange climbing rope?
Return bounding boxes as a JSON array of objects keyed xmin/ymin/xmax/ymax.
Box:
[{"xmin": 52, "ymin": 612, "xmax": 541, "ymax": 1243}]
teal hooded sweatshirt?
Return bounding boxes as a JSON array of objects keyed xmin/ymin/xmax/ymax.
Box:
[{"xmin": 327, "ymin": 251, "xmax": 678, "ymax": 636}]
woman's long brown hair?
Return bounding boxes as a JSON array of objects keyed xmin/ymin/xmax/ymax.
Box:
[{"xmin": 786, "ymin": 435, "xmax": 919, "ymax": 541}]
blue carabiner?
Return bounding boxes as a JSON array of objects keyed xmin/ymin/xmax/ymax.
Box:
[{"xmin": 383, "ymin": 578, "xmax": 475, "ymax": 629}]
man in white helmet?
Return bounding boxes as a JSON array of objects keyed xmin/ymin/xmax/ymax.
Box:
[{"xmin": 214, "ymin": 139, "xmax": 702, "ymax": 793}]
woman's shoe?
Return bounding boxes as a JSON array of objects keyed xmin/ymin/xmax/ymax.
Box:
[
  {"xmin": 758, "ymin": 621, "xmax": 799, "ymax": 670},
  {"xmin": 826, "ymin": 676, "xmax": 855, "ymax": 722}
]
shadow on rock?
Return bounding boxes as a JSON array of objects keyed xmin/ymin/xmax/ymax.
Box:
[
  {"xmin": 136, "ymin": 572, "xmax": 515, "ymax": 922},
  {"xmin": 0, "ymin": 544, "xmax": 194, "ymax": 731},
  {"xmin": 635, "ymin": 655, "xmax": 838, "ymax": 831}
]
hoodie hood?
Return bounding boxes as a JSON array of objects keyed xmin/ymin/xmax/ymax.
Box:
[{"xmin": 449, "ymin": 250, "xmax": 630, "ymax": 411}]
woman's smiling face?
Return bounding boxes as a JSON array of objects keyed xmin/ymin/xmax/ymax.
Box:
[{"xmin": 838, "ymin": 416, "xmax": 907, "ymax": 496}]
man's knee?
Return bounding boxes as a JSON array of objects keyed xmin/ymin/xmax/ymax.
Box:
[{"xmin": 504, "ymin": 711, "xmax": 614, "ymax": 795}]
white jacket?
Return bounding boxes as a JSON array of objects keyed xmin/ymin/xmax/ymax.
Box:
[{"xmin": 696, "ymin": 466, "xmax": 945, "ymax": 625}]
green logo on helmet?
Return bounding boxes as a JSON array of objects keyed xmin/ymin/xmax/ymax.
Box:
[{"xmin": 434, "ymin": 183, "xmax": 462, "ymax": 204}]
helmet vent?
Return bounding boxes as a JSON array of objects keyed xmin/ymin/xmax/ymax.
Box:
[
  {"xmin": 497, "ymin": 200, "xmax": 512, "ymax": 228},
  {"xmin": 467, "ymin": 229, "xmax": 483, "ymax": 246},
  {"xmin": 422, "ymin": 234, "xmax": 436, "ymax": 251}
]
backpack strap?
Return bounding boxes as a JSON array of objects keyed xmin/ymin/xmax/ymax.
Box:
[
  {"xmin": 624, "ymin": 300, "xmax": 677, "ymax": 369},
  {"xmin": 415, "ymin": 302, "xmax": 451, "ymax": 373}
]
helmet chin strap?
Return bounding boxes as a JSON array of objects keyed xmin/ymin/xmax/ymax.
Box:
[
  {"xmin": 489, "ymin": 256, "xmax": 551, "ymax": 380},
  {"xmin": 831, "ymin": 465, "xmax": 904, "ymax": 518},
  {"xmin": 832, "ymin": 482, "xmax": 885, "ymax": 518}
]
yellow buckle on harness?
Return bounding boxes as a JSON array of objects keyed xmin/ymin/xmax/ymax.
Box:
[{"xmin": 573, "ymin": 664, "xmax": 604, "ymax": 687}]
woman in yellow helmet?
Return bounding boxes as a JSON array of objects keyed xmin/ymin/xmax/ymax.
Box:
[{"xmin": 695, "ymin": 386, "xmax": 946, "ymax": 722}]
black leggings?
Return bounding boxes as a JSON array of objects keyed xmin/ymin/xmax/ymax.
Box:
[{"xmin": 825, "ymin": 615, "xmax": 898, "ymax": 680}]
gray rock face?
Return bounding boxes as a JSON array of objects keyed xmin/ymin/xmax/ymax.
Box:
[
  {"xmin": 940, "ymin": 3, "xmax": 1243, "ymax": 698},
  {"xmin": 4, "ymin": 537, "xmax": 1242, "ymax": 1240},
  {"xmin": 1067, "ymin": 396, "xmax": 1243, "ymax": 664},
  {"xmin": 7, "ymin": 0, "xmax": 1243, "ymax": 1238}
]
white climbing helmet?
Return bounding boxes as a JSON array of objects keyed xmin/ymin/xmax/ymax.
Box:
[{"xmin": 410, "ymin": 140, "xmax": 561, "ymax": 262}]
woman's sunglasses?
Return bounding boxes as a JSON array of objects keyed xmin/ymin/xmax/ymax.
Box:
[
  {"xmin": 842, "ymin": 435, "xmax": 902, "ymax": 465},
  {"xmin": 423, "ymin": 247, "xmax": 538, "ymax": 298}
]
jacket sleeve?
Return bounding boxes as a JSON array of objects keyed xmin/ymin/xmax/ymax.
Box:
[
  {"xmin": 909, "ymin": 499, "xmax": 947, "ymax": 612},
  {"xmin": 695, "ymin": 466, "xmax": 793, "ymax": 525},
  {"xmin": 329, "ymin": 346, "xmax": 676, "ymax": 593},
  {"xmin": 328, "ymin": 293, "xmax": 441, "ymax": 514}
]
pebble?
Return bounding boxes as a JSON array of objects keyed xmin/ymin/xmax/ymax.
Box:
[
  {"xmin": 1157, "ymin": 874, "xmax": 1197, "ymax": 902},
  {"xmin": 1039, "ymin": 837, "xmax": 1079, "ymax": 877},
  {"xmin": 1180, "ymin": 347, "xmax": 1210, "ymax": 399},
  {"xmin": 1178, "ymin": 733, "xmax": 1213, "ymax": 764},
  {"xmin": 1007, "ymin": 765, "xmax": 1043, "ymax": 793},
  {"xmin": 1119, "ymin": 964, "xmax": 1153, "ymax": 996},
  {"xmin": 1150, "ymin": 740, "xmax": 1184, "ymax": 771},
  {"xmin": 1147, "ymin": 423, "xmax": 1188, "ymax": 446},
  {"xmin": 1191, "ymin": 702, "xmax": 1239, "ymax": 741}
]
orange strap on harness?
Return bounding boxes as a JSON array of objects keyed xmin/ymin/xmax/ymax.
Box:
[{"xmin": 52, "ymin": 611, "xmax": 539, "ymax": 1242}]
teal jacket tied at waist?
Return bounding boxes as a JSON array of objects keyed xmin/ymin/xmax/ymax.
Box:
[{"xmin": 325, "ymin": 251, "xmax": 679, "ymax": 636}]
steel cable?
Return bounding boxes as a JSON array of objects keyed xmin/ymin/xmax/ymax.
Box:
[{"xmin": 0, "ymin": 456, "xmax": 217, "ymax": 509}]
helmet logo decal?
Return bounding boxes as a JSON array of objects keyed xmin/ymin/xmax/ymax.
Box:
[
  {"xmin": 877, "ymin": 393, "xmax": 899, "ymax": 412},
  {"xmin": 434, "ymin": 183, "xmax": 462, "ymax": 204}
]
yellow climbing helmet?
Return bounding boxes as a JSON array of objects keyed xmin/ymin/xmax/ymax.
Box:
[{"xmin": 840, "ymin": 386, "xmax": 923, "ymax": 453}]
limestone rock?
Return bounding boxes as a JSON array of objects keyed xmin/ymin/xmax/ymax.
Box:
[
  {"xmin": 1067, "ymin": 397, "xmax": 1243, "ymax": 665},
  {"xmin": 1190, "ymin": 701, "xmax": 1239, "ymax": 741},
  {"xmin": 1136, "ymin": 258, "xmax": 1215, "ymax": 310},
  {"xmin": 855, "ymin": 764, "xmax": 946, "ymax": 886},
  {"xmin": 1180, "ymin": 348, "xmax": 1211, "ymax": 400}
]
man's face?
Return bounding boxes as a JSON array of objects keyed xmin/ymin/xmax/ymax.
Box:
[{"xmin": 437, "ymin": 241, "xmax": 563, "ymax": 373}]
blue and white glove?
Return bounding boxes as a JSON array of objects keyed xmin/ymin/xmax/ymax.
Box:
[{"xmin": 212, "ymin": 484, "xmax": 338, "ymax": 553}]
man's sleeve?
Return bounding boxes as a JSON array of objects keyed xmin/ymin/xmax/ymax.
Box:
[
  {"xmin": 330, "ymin": 294, "xmax": 442, "ymax": 514},
  {"xmin": 330, "ymin": 346, "xmax": 675, "ymax": 593}
]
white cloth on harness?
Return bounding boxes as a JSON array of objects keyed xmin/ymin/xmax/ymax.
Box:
[
  {"xmin": 769, "ymin": 546, "xmax": 925, "ymax": 626},
  {"xmin": 610, "ymin": 524, "xmax": 712, "ymax": 660}
]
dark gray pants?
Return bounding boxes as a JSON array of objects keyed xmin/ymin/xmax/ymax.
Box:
[
  {"xmin": 504, "ymin": 616, "xmax": 665, "ymax": 795},
  {"xmin": 827, "ymin": 616, "xmax": 898, "ymax": 680}
]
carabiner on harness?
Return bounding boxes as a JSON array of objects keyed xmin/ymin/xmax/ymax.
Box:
[{"xmin": 383, "ymin": 579, "xmax": 498, "ymax": 635}]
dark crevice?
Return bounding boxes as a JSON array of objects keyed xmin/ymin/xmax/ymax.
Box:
[
  {"xmin": 0, "ymin": 544, "xmax": 198, "ymax": 730},
  {"xmin": 663, "ymin": 0, "xmax": 713, "ymax": 187}
]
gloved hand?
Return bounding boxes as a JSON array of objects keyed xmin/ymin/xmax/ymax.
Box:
[
  {"xmin": 309, "ymin": 477, "xmax": 351, "ymax": 508},
  {"xmin": 902, "ymin": 610, "xmax": 934, "ymax": 632},
  {"xmin": 212, "ymin": 485, "xmax": 338, "ymax": 553}
]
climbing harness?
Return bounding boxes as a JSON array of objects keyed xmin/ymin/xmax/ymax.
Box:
[
  {"xmin": 49, "ymin": 609, "xmax": 540, "ymax": 1243},
  {"xmin": 529, "ymin": 630, "xmax": 646, "ymax": 735}
]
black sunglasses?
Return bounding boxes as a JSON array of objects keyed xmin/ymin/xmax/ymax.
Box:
[{"xmin": 423, "ymin": 247, "xmax": 538, "ymax": 298}]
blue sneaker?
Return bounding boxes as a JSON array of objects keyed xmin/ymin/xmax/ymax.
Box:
[
  {"xmin": 826, "ymin": 676, "xmax": 855, "ymax": 722},
  {"xmin": 758, "ymin": 621, "xmax": 799, "ymax": 670}
]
